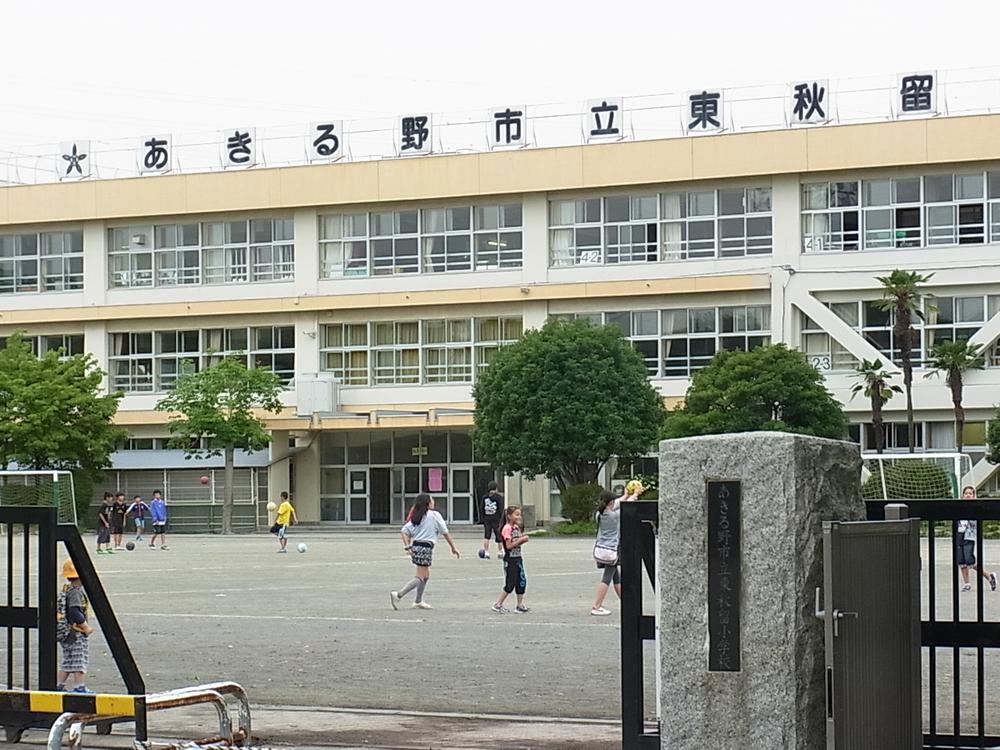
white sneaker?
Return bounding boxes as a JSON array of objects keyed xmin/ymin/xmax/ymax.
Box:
[
  {"xmin": 591, "ymin": 607, "xmax": 612, "ymax": 616},
  {"xmin": 389, "ymin": 591, "xmax": 400, "ymax": 610},
  {"xmin": 412, "ymin": 601, "xmax": 433, "ymax": 609}
]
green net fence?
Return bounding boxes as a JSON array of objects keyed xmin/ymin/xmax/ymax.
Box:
[{"xmin": 0, "ymin": 471, "xmax": 76, "ymax": 524}]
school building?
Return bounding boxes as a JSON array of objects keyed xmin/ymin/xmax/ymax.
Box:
[{"xmin": 3, "ymin": 113, "xmax": 1000, "ymax": 528}]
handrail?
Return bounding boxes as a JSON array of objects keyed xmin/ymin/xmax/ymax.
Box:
[{"xmin": 48, "ymin": 687, "xmax": 235, "ymax": 750}]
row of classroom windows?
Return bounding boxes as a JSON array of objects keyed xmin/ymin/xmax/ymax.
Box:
[
  {"xmin": 6, "ymin": 299, "xmax": 1000, "ymax": 392},
  {"xmin": 9, "ymin": 170, "xmax": 1000, "ymax": 293}
]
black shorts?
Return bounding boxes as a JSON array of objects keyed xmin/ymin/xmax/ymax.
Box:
[
  {"xmin": 958, "ymin": 540, "xmax": 977, "ymax": 567},
  {"xmin": 152, "ymin": 523, "xmax": 166, "ymax": 534},
  {"xmin": 483, "ymin": 519, "xmax": 501, "ymax": 542},
  {"xmin": 111, "ymin": 523, "xmax": 124, "ymax": 535},
  {"xmin": 503, "ymin": 556, "xmax": 526, "ymax": 595},
  {"xmin": 97, "ymin": 527, "xmax": 111, "ymax": 544}
]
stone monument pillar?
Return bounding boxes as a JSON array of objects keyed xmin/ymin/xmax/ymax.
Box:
[{"xmin": 658, "ymin": 431, "xmax": 864, "ymax": 750}]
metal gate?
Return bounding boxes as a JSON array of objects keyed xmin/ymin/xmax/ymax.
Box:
[
  {"xmin": 620, "ymin": 501, "xmax": 658, "ymax": 750},
  {"xmin": 822, "ymin": 510, "xmax": 921, "ymax": 749},
  {"xmin": 1, "ymin": 506, "xmax": 144, "ymax": 741},
  {"xmin": 867, "ymin": 499, "xmax": 1000, "ymax": 749}
]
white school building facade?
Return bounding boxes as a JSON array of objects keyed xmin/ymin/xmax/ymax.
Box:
[{"xmin": 3, "ymin": 113, "xmax": 1000, "ymax": 527}]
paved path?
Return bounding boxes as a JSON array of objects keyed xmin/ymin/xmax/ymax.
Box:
[
  {"xmin": 6, "ymin": 532, "xmax": 657, "ymax": 724},
  {"xmin": 3, "ymin": 531, "xmax": 999, "ymax": 745}
]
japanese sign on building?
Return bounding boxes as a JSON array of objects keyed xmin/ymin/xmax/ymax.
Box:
[
  {"xmin": 398, "ymin": 114, "xmax": 433, "ymax": 156},
  {"xmin": 138, "ymin": 135, "xmax": 172, "ymax": 174},
  {"xmin": 897, "ymin": 71, "xmax": 936, "ymax": 115},
  {"xmin": 790, "ymin": 80, "xmax": 830, "ymax": 125},
  {"xmin": 223, "ymin": 128, "xmax": 256, "ymax": 168},
  {"xmin": 584, "ymin": 98, "xmax": 623, "ymax": 142},
  {"xmin": 33, "ymin": 68, "xmax": 973, "ymax": 182},
  {"xmin": 57, "ymin": 141, "xmax": 90, "ymax": 180},
  {"xmin": 686, "ymin": 89, "xmax": 724, "ymax": 133},
  {"xmin": 490, "ymin": 106, "xmax": 526, "ymax": 149},
  {"xmin": 308, "ymin": 121, "xmax": 344, "ymax": 162}
]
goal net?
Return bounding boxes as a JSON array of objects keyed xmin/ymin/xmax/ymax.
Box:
[
  {"xmin": 0, "ymin": 470, "xmax": 77, "ymax": 525},
  {"xmin": 861, "ymin": 453, "xmax": 973, "ymax": 500}
]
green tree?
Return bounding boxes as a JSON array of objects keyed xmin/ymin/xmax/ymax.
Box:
[
  {"xmin": 924, "ymin": 340, "xmax": 984, "ymax": 453},
  {"xmin": 0, "ymin": 332, "xmax": 125, "ymax": 522},
  {"xmin": 851, "ymin": 359, "xmax": 902, "ymax": 454},
  {"xmin": 661, "ymin": 344, "xmax": 846, "ymax": 439},
  {"xmin": 987, "ymin": 414, "xmax": 1000, "ymax": 465},
  {"xmin": 155, "ymin": 357, "xmax": 284, "ymax": 534},
  {"xmin": 472, "ymin": 319, "xmax": 665, "ymax": 492},
  {"xmin": 874, "ymin": 269, "xmax": 933, "ymax": 453}
]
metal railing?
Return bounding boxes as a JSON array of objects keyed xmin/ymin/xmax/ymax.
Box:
[{"xmin": 51, "ymin": 682, "xmax": 251, "ymax": 750}]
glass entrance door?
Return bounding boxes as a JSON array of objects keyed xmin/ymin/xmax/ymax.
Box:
[
  {"xmin": 451, "ymin": 467, "xmax": 474, "ymax": 523},
  {"xmin": 347, "ymin": 467, "xmax": 368, "ymax": 524},
  {"xmin": 370, "ymin": 467, "xmax": 391, "ymax": 524}
]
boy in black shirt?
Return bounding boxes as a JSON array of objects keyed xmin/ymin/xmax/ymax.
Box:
[
  {"xmin": 111, "ymin": 493, "xmax": 128, "ymax": 550},
  {"xmin": 479, "ymin": 481, "xmax": 505, "ymax": 560},
  {"xmin": 96, "ymin": 493, "xmax": 113, "ymax": 555}
]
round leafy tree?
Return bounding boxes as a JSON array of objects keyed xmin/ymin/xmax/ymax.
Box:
[
  {"xmin": 473, "ymin": 319, "xmax": 665, "ymax": 491},
  {"xmin": 662, "ymin": 343, "xmax": 847, "ymax": 440}
]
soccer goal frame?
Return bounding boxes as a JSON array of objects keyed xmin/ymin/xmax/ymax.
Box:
[
  {"xmin": 861, "ymin": 452, "xmax": 973, "ymax": 500},
  {"xmin": 0, "ymin": 470, "xmax": 77, "ymax": 526}
]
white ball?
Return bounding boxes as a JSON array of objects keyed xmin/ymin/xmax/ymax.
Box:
[
  {"xmin": 296, "ymin": 542, "xmax": 308, "ymax": 553},
  {"xmin": 266, "ymin": 502, "xmax": 276, "ymax": 511}
]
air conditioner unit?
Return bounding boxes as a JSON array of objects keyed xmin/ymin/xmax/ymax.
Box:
[{"xmin": 295, "ymin": 372, "xmax": 341, "ymax": 417}]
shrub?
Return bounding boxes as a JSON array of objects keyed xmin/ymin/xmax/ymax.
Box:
[
  {"xmin": 550, "ymin": 519, "xmax": 598, "ymax": 535},
  {"xmin": 559, "ymin": 482, "xmax": 602, "ymax": 523}
]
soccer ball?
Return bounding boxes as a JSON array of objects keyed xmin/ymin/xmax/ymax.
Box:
[
  {"xmin": 125, "ymin": 542, "xmax": 135, "ymax": 551},
  {"xmin": 200, "ymin": 475, "xmax": 210, "ymax": 485},
  {"xmin": 266, "ymin": 501, "xmax": 277, "ymax": 511},
  {"xmin": 478, "ymin": 548, "xmax": 486, "ymax": 559},
  {"xmin": 297, "ymin": 543, "xmax": 308, "ymax": 553}
]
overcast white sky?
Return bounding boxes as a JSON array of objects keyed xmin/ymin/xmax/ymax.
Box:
[{"xmin": 3, "ymin": 1, "xmax": 1000, "ymax": 147}]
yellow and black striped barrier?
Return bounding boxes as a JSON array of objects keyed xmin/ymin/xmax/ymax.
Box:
[{"xmin": 0, "ymin": 689, "xmax": 139, "ymax": 717}]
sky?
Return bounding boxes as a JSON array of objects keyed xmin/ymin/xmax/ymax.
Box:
[{"xmin": 2, "ymin": 0, "xmax": 1000, "ymax": 148}]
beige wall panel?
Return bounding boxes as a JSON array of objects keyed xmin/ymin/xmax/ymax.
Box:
[
  {"xmin": 6, "ymin": 115, "xmax": 1000, "ymax": 226},
  {"xmin": 581, "ymin": 139, "xmax": 693, "ymax": 187},
  {"xmin": 435, "ymin": 415, "xmax": 475, "ymax": 427},
  {"xmin": 8, "ymin": 182, "xmax": 97, "ymax": 224},
  {"xmin": 181, "ymin": 170, "xmax": 283, "ymax": 214},
  {"xmin": 375, "ymin": 416, "xmax": 431, "ymax": 429},
  {"xmin": 478, "ymin": 147, "xmax": 585, "ymax": 194},
  {"xmin": 0, "ymin": 277, "xmax": 770, "ymax": 327},
  {"xmin": 377, "ymin": 154, "xmax": 481, "ymax": 202},
  {"xmin": 94, "ymin": 176, "xmax": 190, "ymax": 218},
  {"xmin": 279, "ymin": 162, "xmax": 381, "ymax": 207},
  {"xmin": 692, "ymin": 129, "xmax": 808, "ymax": 178},
  {"xmin": 806, "ymin": 119, "xmax": 928, "ymax": 172},
  {"xmin": 926, "ymin": 115, "xmax": 1000, "ymax": 164},
  {"xmin": 0, "ymin": 188, "xmax": 11, "ymax": 223}
]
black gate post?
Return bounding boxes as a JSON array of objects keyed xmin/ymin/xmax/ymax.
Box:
[
  {"xmin": 36, "ymin": 510, "xmax": 57, "ymax": 690},
  {"xmin": 620, "ymin": 501, "xmax": 659, "ymax": 750}
]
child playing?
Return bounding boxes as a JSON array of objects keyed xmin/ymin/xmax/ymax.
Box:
[
  {"xmin": 96, "ymin": 493, "xmax": 113, "ymax": 555},
  {"xmin": 958, "ymin": 485, "xmax": 998, "ymax": 592},
  {"xmin": 56, "ymin": 559, "xmax": 93, "ymax": 693},
  {"xmin": 149, "ymin": 490, "xmax": 169, "ymax": 550},
  {"xmin": 491, "ymin": 505, "xmax": 530, "ymax": 614},
  {"xmin": 127, "ymin": 495, "xmax": 150, "ymax": 542},
  {"xmin": 275, "ymin": 492, "xmax": 298, "ymax": 553}
]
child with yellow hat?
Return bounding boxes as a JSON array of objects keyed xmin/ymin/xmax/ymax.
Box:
[{"xmin": 56, "ymin": 559, "xmax": 93, "ymax": 692}]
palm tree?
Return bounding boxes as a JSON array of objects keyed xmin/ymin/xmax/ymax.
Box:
[
  {"xmin": 852, "ymin": 359, "xmax": 902, "ymax": 454},
  {"xmin": 874, "ymin": 270, "xmax": 934, "ymax": 453},
  {"xmin": 925, "ymin": 340, "xmax": 984, "ymax": 453}
]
